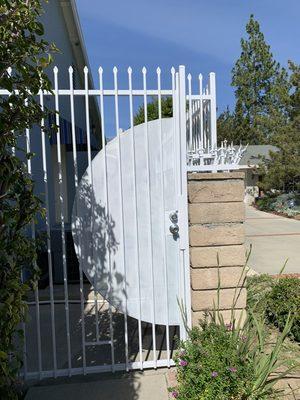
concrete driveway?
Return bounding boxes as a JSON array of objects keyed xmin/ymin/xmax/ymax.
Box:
[{"xmin": 245, "ymin": 206, "xmax": 300, "ymax": 274}]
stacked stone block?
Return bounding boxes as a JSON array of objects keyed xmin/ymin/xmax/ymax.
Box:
[{"xmin": 188, "ymin": 172, "xmax": 246, "ymax": 326}]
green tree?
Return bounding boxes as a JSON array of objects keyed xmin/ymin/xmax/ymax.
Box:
[
  {"xmin": 259, "ymin": 61, "xmax": 300, "ymax": 192},
  {"xmin": 134, "ymin": 96, "xmax": 173, "ymax": 125},
  {"xmin": 0, "ymin": 1, "xmax": 55, "ymax": 398},
  {"xmin": 217, "ymin": 107, "xmax": 236, "ymax": 145},
  {"xmin": 289, "ymin": 61, "xmax": 300, "ymax": 119},
  {"xmin": 231, "ymin": 15, "xmax": 289, "ymax": 145}
]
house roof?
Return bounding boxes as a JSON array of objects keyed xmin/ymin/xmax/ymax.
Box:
[
  {"xmin": 58, "ymin": 1, "xmax": 91, "ymax": 83},
  {"xmin": 58, "ymin": 0, "xmax": 101, "ymax": 143},
  {"xmin": 239, "ymin": 145, "xmax": 279, "ymax": 167}
]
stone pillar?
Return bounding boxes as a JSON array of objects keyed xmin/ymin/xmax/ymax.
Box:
[{"xmin": 188, "ymin": 172, "xmax": 247, "ymax": 326}]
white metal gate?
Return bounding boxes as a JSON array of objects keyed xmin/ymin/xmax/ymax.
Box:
[{"xmin": 1, "ymin": 65, "xmax": 218, "ymax": 380}]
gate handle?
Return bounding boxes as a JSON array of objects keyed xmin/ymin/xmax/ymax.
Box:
[
  {"xmin": 169, "ymin": 223, "xmax": 179, "ymax": 235},
  {"xmin": 169, "ymin": 211, "xmax": 178, "ymax": 223}
]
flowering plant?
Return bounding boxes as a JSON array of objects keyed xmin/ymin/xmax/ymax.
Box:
[
  {"xmin": 170, "ymin": 316, "xmax": 255, "ymax": 399},
  {"xmin": 169, "ymin": 264, "xmax": 296, "ymax": 399},
  {"xmin": 169, "ymin": 310, "xmax": 295, "ymax": 399}
]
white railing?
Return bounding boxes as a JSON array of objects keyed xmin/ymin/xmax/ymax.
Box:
[
  {"xmin": 186, "ymin": 72, "xmax": 217, "ymax": 154},
  {"xmin": 185, "ymin": 72, "xmax": 245, "ymax": 172}
]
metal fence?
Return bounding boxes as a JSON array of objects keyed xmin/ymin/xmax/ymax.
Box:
[{"xmin": 1, "ymin": 65, "xmax": 231, "ymax": 380}]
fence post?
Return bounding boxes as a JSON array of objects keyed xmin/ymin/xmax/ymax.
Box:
[
  {"xmin": 178, "ymin": 65, "xmax": 192, "ymax": 336},
  {"xmin": 188, "ymin": 172, "xmax": 247, "ymax": 326}
]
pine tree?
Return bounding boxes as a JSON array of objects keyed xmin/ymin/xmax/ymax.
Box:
[
  {"xmin": 217, "ymin": 107, "xmax": 236, "ymax": 145},
  {"xmin": 134, "ymin": 96, "xmax": 173, "ymax": 125},
  {"xmin": 259, "ymin": 62, "xmax": 300, "ymax": 192},
  {"xmin": 231, "ymin": 15, "xmax": 289, "ymax": 145},
  {"xmin": 289, "ymin": 61, "xmax": 300, "ymax": 120}
]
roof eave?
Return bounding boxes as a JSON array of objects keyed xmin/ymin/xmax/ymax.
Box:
[{"xmin": 58, "ymin": 0, "xmax": 101, "ymax": 143}]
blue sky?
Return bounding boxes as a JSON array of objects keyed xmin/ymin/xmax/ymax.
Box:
[{"xmin": 76, "ymin": 0, "xmax": 300, "ymax": 114}]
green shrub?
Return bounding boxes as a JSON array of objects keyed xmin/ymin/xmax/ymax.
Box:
[
  {"xmin": 266, "ymin": 278, "xmax": 300, "ymax": 341},
  {"xmin": 0, "ymin": 1, "xmax": 56, "ymax": 398},
  {"xmin": 247, "ymin": 275, "xmax": 300, "ymax": 342},
  {"xmin": 256, "ymin": 195, "xmax": 276, "ymax": 212}
]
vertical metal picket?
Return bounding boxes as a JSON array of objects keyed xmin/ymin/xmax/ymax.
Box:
[
  {"xmin": 198, "ymin": 74, "xmax": 204, "ymax": 150},
  {"xmin": 187, "ymin": 73, "xmax": 193, "ymax": 153},
  {"xmin": 142, "ymin": 67, "xmax": 157, "ymax": 368},
  {"xmin": 178, "ymin": 66, "xmax": 192, "ymax": 338},
  {"xmin": 83, "ymin": 67, "xmax": 100, "ymax": 344},
  {"xmin": 68, "ymin": 67, "xmax": 86, "ymax": 374},
  {"xmin": 128, "ymin": 67, "xmax": 144, "ymax": 370},
  {"xmin": 53, "ymin": 66, "xmax": 72, "ymax": 375},
  {"xmin": 25, "ymin": 99, "xmax": 42, "ymax": 379},
  {"xmin": 98, "ymin": 67, "xmax": 116, "ymax": 371},
  {"xmin": 171, "ymin": 67, "xmax": 183, "ymax": 357},
  {"xmin": 174, "ymin": 71, "xmax": 186, "ymax": 339},
  {"xmin": 209, "ymin": 73, "xmax": 217, "ymax": 149},
  {"xmin": 40, "ymin": 89, "xmax": 57, "ymax": 377},
  {"xmin": 156, "ymin": 67, "xmax": 171, "ymax": 365},
  {"xmin": 113, "ymin": 66, "xmax": 129, "ymax": 372}
]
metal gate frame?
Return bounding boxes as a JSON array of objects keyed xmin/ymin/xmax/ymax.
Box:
[{"xmin": 1, "ymin": 65, "xmax": 219, "ymax": 380}]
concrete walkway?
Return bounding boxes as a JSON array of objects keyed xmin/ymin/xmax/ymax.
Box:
[
  {"xmin": 25, "ymin": 369, "xmax": 170, "ymax": 400},
  {"xmin": 245, "ymin": 206, "xmax": 300, "ymax": 274}
]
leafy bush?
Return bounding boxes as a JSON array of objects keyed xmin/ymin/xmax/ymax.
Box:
[
  {"xmin": 266, "ymin": 278, "xmax": 300, "ymax": 342},
  {"xmin": 255, "ymin": 195, "xmax": 277, "ymax": 212},
  {"xmin": 247, "ymin": 275, "xmax": 300, "ymax": 342},
  {"xmin": 0, "ymin": 1, "xmax": 55, "ymax": 398}
]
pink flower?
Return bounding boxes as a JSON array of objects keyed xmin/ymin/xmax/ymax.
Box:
[
  {"xmin": 211, "ymin": 371, "xmax": 218, "ymax": 378},
  {"xmin": 240, "ymin": 335, "xmax": 247, "ymax": 342},
  {"xmin": 179, "ymin": 359, "xmax": 188, "ymax": 367},
  {"xmin": 228, "ymin": 367, "xmax": 237, "ymax": 373},
  {"xmin": 171, "ymin": 390, "xmax": 179, "ymax": 398}
]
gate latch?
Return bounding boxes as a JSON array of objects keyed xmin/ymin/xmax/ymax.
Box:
[{"xmin": 169, "ymin": 211, "xmax": 179, "ymax": 236}]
